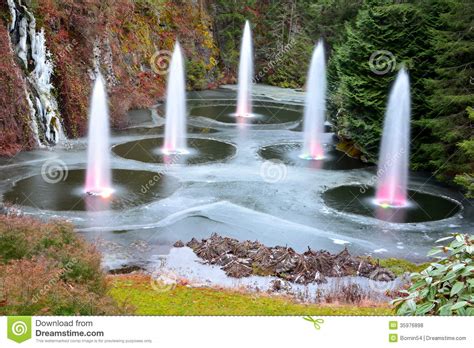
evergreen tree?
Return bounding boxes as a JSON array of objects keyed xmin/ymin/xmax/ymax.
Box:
[
  {"xmin": 211, "ymin": 0, "xmax": 258, "ymax": 75},
  {"xmin": 300, "ymin": 0, "xmax": 363, "ymax": 48},
  {"xmin": 417, "ymin": 0, "xmax": 473, "ymax": 195},
  {"xmin": 257, "ymin": 0, "xmax": 313, "ymax": 88},
  {"xmin": 210, "ymin": 0, "xmax": 362, "ymax": 88},
  {"xmin": 331, "ymin": 2, "xmax": 433, "ymax": 160},
  {"xmin": 260, "ymin": 0, "xmax": 362, "ymax": 88}
]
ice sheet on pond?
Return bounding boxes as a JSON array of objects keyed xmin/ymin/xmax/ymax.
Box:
[{"xmin": 0, "ymin": 86, "xmax": 472, "ymax": 267}]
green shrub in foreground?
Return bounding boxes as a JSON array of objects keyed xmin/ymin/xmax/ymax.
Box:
[
  {"xmin": 0, "ymin": 215, "xmax": 120, "ymax": 315},
  {"xmin": 392, "ymin": 234, "xmax": 473, "ymax": 316}
]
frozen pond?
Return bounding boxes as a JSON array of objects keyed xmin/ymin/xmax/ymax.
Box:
[{"xmin": 1, "ymin": 86, "xmax": 472, "ymax": 281}]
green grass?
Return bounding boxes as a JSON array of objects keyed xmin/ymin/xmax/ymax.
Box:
[
  {"xmin": 109, "ymin": 275, "xmax": 393, "ymax": 316},
  {"xmin": 378, "ymin": 258, "xmax": 430, "ymax": 276}
]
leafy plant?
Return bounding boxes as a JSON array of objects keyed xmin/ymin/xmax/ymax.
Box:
[
  {"xmin": 186, "ymin": 60, "xmax": 208, "ymax": 90},
  {"xmin": 392, "ymin": 234, "xmax": 474, "ymax": 316}
]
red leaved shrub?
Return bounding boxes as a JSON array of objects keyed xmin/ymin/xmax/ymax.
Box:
[{"xmin": 0, "ymin": 215, "xmax": 121, "ymax": 315}]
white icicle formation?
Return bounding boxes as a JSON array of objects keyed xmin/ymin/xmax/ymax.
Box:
[
  {"xmin": 24, "ymin": 86, "xmax": 41, "ymax": 146},
  {"xmin": 7, "ymin": 0, "xmax": 65, "ymax": 146}
]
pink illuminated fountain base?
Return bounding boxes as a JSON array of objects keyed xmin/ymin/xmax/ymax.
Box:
[
  {"xmin": 299, "ymin": 141, "xmax": 325, "ymax": 161},
  {"xmin": 375, "ymin": 184, "xmax": 408, "ymax": 208}
]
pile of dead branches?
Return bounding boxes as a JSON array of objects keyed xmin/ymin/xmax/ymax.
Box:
[{"xmin": 174, "ymin": 234, "xmax": 395, "ymax": 284}]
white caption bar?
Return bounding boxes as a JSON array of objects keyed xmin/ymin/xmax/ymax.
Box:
[{"xmin": 0, "ymin": 316, "xmax": 472, "ymax": 347}]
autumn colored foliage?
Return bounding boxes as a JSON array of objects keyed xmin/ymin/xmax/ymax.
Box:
[
  {"xmin": 0, "ymin": 215, "xmax": 120, "ymax": 315},
  {"xmin": 0, "ymin": 23, "xmax": 35, "ymax": 156}
]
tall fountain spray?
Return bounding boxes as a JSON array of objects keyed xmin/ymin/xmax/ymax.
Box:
[
  {"xmin": 300, "ymin": 40, "xmax": 326, "ymax": 160},
  {"xmin": 163, "ymin": 42, "xmax": 188, "ymax": 155},
  {"xmin": 375, "ymin": 68, "xmax": 411, "ymax": 207},
  {"xmin": 235, "ymin": 21, "xmax": 253, "ymax": 118},
  {"xmin": 85, "ymin": 73, "xmax": 113, "ymax": 198}
]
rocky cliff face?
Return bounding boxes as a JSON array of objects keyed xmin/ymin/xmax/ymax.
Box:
[
  {"xmin": 0, "ymin": 0, "xmax": 219, "ymax": 156},
  {"xmin": 0, "ymin": 21, "xmax": 36, "ymax": 156}
]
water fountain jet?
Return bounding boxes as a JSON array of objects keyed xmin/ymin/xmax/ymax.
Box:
[
  {"xmin": 85, "ymin": 73, "xmax": 113, "ymax": 198},
  {"xmin": 235, "ymin": 21, "xmax": 253, "ymax": 118},
  {"xmin": 375, "ymin": 68, "xmax": 411, "ymax": 208},
  {"xmin": 162, "ymin": 42, "xmax": 189, "ymax": 155},
  {"xmin": 300, "ymin": 40, "xmax": 326, "ymax": 160}
]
